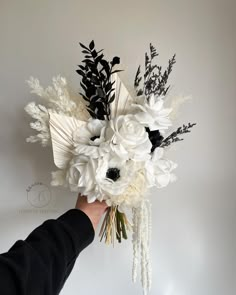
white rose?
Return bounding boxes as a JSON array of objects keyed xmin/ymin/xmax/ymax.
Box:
[
  {"xmin": 66, "ymin": 155, "xmax": 98, "ymax": 202},
  {"xmin": 145, "ymin": 147, "xmax": 177, "ymax": 188},
  {"xmin": 131, "ymin": 94, "xmax": 172, "ymax": 133},
  {"xmin": 105, "ymin": 114, "xmax": 152, "ymax": 161}
]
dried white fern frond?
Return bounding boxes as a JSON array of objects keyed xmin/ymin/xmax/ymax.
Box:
[
  {"xmin": 24, "ymin": 102, "xmax": 51, "ymax": 147},
  {"xmin": 26, "ymin": 75, "xmax": 89, "ymax": 120},
  {"xmin": 68, "ymin": 97, "xmax": 90, "ymax": 121},
  {"xmin": 25, "ymin": 76, "xmax": 90, "ymax": 147},
  {"xmin": 27, "ymin": 77, "xmax": 44, "ymax": 96}
]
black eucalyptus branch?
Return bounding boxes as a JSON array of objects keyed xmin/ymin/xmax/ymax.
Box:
[
  {"xmin": 160, "ymin": 123, "xmax": 196, "ymax": 148},
  {"xmin": 77, "ymin": 40, "xmax": 122, "ymax": 120},
  {"xmin": 134, "ymin": 43, "xmax": 176, "ymax": 99}
]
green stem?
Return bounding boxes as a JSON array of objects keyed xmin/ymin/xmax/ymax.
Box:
[
  {"xmin": 119, "ymin": 212, "xmax": 128, "ymax": 240},
  {"xmin": 116, "ymin": 209, "xmax": 121, "ymax": 243}
]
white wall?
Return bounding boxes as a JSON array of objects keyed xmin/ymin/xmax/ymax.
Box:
[{"xmin": 0, "ymin": 1, "xmax": 235, "ymax": 294}]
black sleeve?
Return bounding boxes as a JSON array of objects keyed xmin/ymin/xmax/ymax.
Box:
[{"xmin": 0, "ymin": 208, "xmax": 95, "ymax": 295}]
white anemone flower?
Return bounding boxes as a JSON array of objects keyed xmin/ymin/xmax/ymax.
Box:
[
  {"xmin": 72, "ymin": 118, "xmax": 107, "ymax": 158},
  {"xmin": 132, "ymin": 94, "xmax": 172, "ymax": 133},
  {"xmin": 66, "ymin": 155, "xmax": 98, "ymax": 203},
  {"xmin": 105, "ymin": 114, "xmax": 152, "ymax": 161},
  {"xmin": 95, "ymin": 153, "xmax": 140, "ymax": 202},
  {"xmin": 145, "ymin": 147, "xmax": 177, "ymax": 188}
]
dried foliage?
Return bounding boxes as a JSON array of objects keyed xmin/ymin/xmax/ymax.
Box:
[
  {"xmin": 134, "ymin": 43, "xmax": 176, "ymax": 98},
  {"xmin": 77, "ymin": 40, "xmax": 122, "ymax": 120},
  {"xmin": 161, "ymin": 123, "xmax": 196, "ymax": 147}
]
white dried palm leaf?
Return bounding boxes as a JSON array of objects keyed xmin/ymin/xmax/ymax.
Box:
[
  {"xmin": 49, "ymin": 112, "xmax": 86, "ymax": 169},
  {"xmin": 110, "ymin": 73, "xmax": 134, "ymax": 118}
]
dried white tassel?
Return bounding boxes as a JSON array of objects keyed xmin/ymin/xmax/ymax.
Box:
[
  {"xmin": 132, "ymin": 199, "xmax": 152, "ymax": 294},
  {"xmin": 145, "ymin": 200, "xmax": 152, "ymax": 292},
  {"xmin": 132, "ymin": 206, "xmax": 140, "ymax": 282}
]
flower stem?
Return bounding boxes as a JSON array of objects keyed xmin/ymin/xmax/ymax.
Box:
[{"xmin": 99, "ymin": 206, "xmax": 129, "ymax": 244}]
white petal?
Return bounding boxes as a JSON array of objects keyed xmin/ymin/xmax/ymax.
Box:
[
  {"xmin": 134, "ymin": 111, "xmax": 153, "ymax": 124},
  {"xmin": 73, "ymin": 144, "xmax": 99, "ymax": 158},
  {"xmin": 156, "ymin": 174, "xmax": 170, "ymax": 188},
  {"xmin": 86, "ymin": 194, "xmax": 97, "ymax": 203},
  {"xmin": 152, "ymin": 147, "xmax": 164, "ymax": 162}
]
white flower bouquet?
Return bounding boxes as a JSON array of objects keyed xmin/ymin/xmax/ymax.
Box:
[{"xmin": 25, "ymin": 40, "xmax": 196, "ymax": 294}]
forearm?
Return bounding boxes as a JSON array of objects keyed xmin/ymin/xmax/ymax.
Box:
[{"xmin": 0, "ymin": 209, "xmax": 95, "ymax": 295}]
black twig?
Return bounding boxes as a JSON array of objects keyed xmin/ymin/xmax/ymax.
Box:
[
  {"xmin": 160, "ymin": 123, "xmax": 196, "ymax": 148},
  {"xmin": 134, "ymin": 43, "xmax": 176, "ymax": 99}
]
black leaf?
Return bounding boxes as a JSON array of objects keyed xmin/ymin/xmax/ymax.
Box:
[
  {"xmin": 80, "ymin": 93, "xmax": 90, "ymax": 102},
  {"xmin": 108, "ymin": 93, "xmax": 115, "ymax": 103},
  {"xmin": 89, "ymin": 40, "xmax": 95, "ymax": 50},
  {"xmin": 91, "ymin": 50, "xmax": 97, "ymax": 58},
  {"xmin": 97, "ymin": 49, "xmax": 104, "ymax": 54},
  {"xmin": 97, "ymin": 87, "xmax": 105, "ymax": 98},
  {"xmin": 82, "ymin": 59, "xmax": 94, "ymax": 64},
  {"xmin": 82, "ymin": 50, "xmax": 90, "ymax": 54},
  {"xmin": 95, "ymin": 53, "xmax": 104, "ymax": 63},
  {"xmin": 99, "ymin": 72, "xmax": 105, "ymax": 80},
  {"xmin": 76, "ymin": 70, "xmax": 85, "ymax": 77},
  {"xmin": 87, "ymin": 108, "xmax": 96, "ymax": 118},
  {"xmin": 79, "ymin": 42, "xmax": 89, "ymax": 51},
  {"xmin": 100, "ymin": 59, "xmax": 110, "ymax": 76},
  {"xmin": 82, "ymin": 76, "xmax": 88, "ymax": 85},
  {"xmin": 105, "ymin": 82, "xmax": 112, "ymax": 92},
  {"xmin": 78, "ymin": 65, "xmax": 86, "ymax": 70},
  {"xmin": 111, "ymin": 70, "xmax": 123, "ymax": 74},
  {"xmin": 90, "ymin": 75, "xmax": 100, "ymax": 85},
  {"xmin": 80, "ymin": 82, "xmax": 87, "ymax": 92},
  {"xmin": 86, "ymin": 71, "xmax": 92, "ymax": 79},
  {"xmin": 91, "ymin": 95, "xmax": 101, "ymax": 103},
  {"xmin": 86, "ymin": 87, "xmax": 96, "ymax": 98},
  {"xmin": 137, "ymin": 89, "xmax": 143, "ymax": 96},
  {"xmin": 95, "ymin": 101, "xmax": 106, "ymax": 114}
]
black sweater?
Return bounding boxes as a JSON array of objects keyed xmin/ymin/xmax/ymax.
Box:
[{"xmin": 0, "ymin": 209, "xmax": 95, "ymax": 295}]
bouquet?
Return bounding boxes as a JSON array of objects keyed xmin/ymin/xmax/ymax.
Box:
[{"xmin": 25, "ymin": 40, "xmax": 196, "ymax": 294}]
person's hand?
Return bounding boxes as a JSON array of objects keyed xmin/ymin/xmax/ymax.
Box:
[{"xmin": 75, "ymin": 194, "xmax": 108, "ymax": 230}]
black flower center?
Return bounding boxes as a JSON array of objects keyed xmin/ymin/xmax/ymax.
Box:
[
  {"xmin": 90, "ymin": 135, "xmax": 100, "ymax": 141},
  {"xmin": 106, "ymin": 168, "xmax": 120, "ymax": 181}
]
